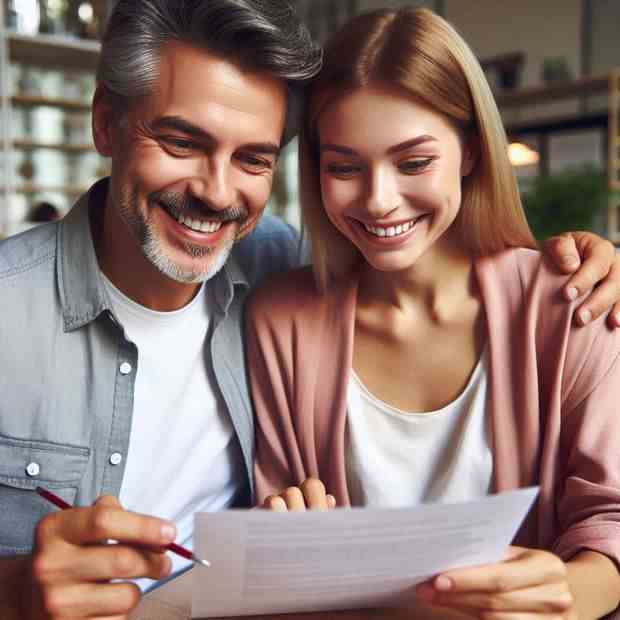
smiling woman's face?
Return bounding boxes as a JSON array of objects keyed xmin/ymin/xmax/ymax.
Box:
[{"xmin": 317, "ymin": 83, "xmax": 472, "ymax": 273}]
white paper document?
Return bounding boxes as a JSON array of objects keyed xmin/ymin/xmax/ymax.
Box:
[{"xmin": 180, "ymin": 487, "xmax": 537, "ymax": 618}]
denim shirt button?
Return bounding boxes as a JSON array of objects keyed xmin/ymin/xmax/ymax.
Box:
[
  {"xmin": 119, "ymin": 362, "xmax": 132, "ymax": 375},
  {"xmin": 109, "ymin": 452, "xmax": 123, "ymax": 466},
  {"xmin": 26, "ymin": 462, "xmax": 40, "ymax": 477}
]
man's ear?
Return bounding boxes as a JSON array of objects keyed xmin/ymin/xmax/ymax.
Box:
[
  {"xmin": 92, "ymin": 85, "xmax": 119, "ymax": 157},
  {"xmin": 461, "ymin": 133, "xmax": 479, "ymax": 178}
]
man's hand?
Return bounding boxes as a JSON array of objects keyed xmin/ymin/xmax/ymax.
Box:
[
  {"xmin": 415, "ymin": 546, "xmax": 576, "ymax": 619},
  {"xmin": 262, "ymin": 478, "xmax": 336, "ymax": 511},
  {"xmin": 24, "ymin": 495, "xmax": 174, "ymax": 620},
  {"xmin": 543, "ymin": 231, "xmax": 620, "ymax": 328}
]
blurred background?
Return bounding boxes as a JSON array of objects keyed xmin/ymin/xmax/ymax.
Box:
[{"xmin": 0, "ymin": 0, "xmax": 618, "ymax": 243}]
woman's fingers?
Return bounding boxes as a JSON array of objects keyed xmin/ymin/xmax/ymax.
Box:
[
  {"xmin": 428, "ymin": 581, "xmax": 573, "ymax": 614},
  {"xmin": 262, "ymin": 479, "xmax": 337, "ymax": 511},
  {"xmin": 416, "ymin": 547, "xmax": 572, "ymax": 617},
  {"xmin": 263, "ymin": 495, "xmax": 288, "ymax": 511},
  {"xmin": 434, "ymin": 547, "xmax": 567, "ymax": 594},
  {"xmin": 300, "ymin": 478, "xmax": 330, "ymax": 511},
  {"xmin": 282, "ymin": 486, "xmax": 308, "ymax": 511}
]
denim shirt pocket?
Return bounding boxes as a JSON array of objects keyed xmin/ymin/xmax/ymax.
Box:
[{"xmin": 0, "ymin": 433, "xmax": 90, "ymax": 555}]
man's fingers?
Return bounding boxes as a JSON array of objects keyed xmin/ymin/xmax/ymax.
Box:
[
  {"xmin": 42, "ymin": 581, "xmax": 141, "ymax": 618},
  {"xmin": 300, "ymin": 478, "xmax": 329, "ymax": 511},
  {"xmin": 327, "ymin": 494, "xmax": 336, "ymax": 509},
  {"xmin": 565, "ymin": 253, "xmax": 620, "ymax": 326},
  {"xmin": 573, "ymin": 279, "xmax": 620, "ymax": 326},
  {"xmin": 562, "ymin": 234, "xmax": 615, "ymax": 299},
  {"xmin": 34, "ymin": 543, "xmax": 172, "ymax": 584},
  {"xmin": 38, "ymin": 499, "xmax": 176, "ymax": 548},
  {"xmin": 543, "ymin": 233, "xmax": 581, "ymax": 273}
]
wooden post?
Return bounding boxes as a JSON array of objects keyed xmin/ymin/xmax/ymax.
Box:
[{"xmin": 608, "ymin": 70, "xmax": 620, "ymax": 242}]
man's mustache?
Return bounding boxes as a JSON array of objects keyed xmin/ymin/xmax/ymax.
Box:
[{"xmin": 151, "ymin": 190, "xmax": 248, "ymax": 223}]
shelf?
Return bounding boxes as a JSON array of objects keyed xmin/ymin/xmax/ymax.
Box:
[
  {"xmin": 12, "ymin": 139, "xmax": 94, "ymax": 153},
  {"xmin": 13, "ymin": 183, "xmax": 90, "ymax": 196},
  {"xmin": 10, "ymin": 94, "xmax": 91, "ymax": 111},
  {"xmin": 6, "ymin": 31, "xmax": 100, "ymax": 71},
  {"xmin": 496, "ymin": 74, "xmax": 610, "ymax": 108}
]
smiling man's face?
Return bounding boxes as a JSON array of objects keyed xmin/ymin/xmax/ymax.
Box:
[{"xmin": 94, "ymin": 41, "xmax": 287, "ymax": 283}]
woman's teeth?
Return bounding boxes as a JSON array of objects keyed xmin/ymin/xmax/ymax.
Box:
[
  {"xmin": 170, "ymin": 209, "xmax": 223, "ymax": 233},
  {"xmin": 363, "ymin": 217, "xmax": 420, "ymax": 238}
]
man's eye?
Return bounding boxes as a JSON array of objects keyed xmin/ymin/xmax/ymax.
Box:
[
  {"xmin": 161, "ymin": 137, "xmax": 197, "ymax": 154},
  {"xmin": 399, "ymin": 157, "xmax": 434, "ymax": 173},
  {"xmin": 237, "ymin": 153, "xmax": 272, "ymax": 170}
]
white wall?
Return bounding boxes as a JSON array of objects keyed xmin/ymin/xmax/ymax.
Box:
[{"xmin": 444, "ymin": 0, "xmax": 583, "ymax": 124}]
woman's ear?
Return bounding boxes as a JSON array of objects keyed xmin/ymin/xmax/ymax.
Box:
[{"xmin": 92, "ymin": 85, "xmax": 119, "ymax": 157}]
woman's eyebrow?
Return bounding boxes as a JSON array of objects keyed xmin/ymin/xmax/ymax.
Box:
[
  {"xmin": 319, "ymin": 144, "xmax": 358, "ymax": 156},
  {"xmin": 319, "ymin": 135, "xmax": 438, "ymax": 157},
  {"xmin": 387, "ymin": 135, "xmax": 438, "ymax": 155}
]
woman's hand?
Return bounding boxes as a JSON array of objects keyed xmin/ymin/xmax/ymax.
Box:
[
  {"xmin": 415, "ymin": 546, "xmax": 576, "ymax": 619},
  {"xmin": 262, "ymin": 478, "xmax": 337, "ymax": 511}
]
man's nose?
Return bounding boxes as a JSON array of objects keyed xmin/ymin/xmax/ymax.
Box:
[
  {"xmin": 187, "ymin": 157, "xmax": 235, "ymax": 211},
  {"xmin": 364, "ymin": 166, "xmax": 399, "ymax": 219}
]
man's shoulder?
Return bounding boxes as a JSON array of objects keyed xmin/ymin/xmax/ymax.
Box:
[
  {"xmin": 232, "ymin": 215, "xmax": 301, "ymax": 289},
  {"xmin": 0, "ymin": 222, "xmax": 58, "ymax": 282},
  {"xmin": 246, "ymin": 265, "xmax": 326, "ymax": 328}
]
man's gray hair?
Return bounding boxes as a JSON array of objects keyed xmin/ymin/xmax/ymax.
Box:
[{"xmin": 97, "ymin": 0, "xmax": 322, "ymax": 143}]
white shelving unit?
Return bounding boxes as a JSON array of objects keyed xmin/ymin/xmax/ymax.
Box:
[{"xmin": 0, "ymin": 4, "xmax": 105, "ymax": 238}]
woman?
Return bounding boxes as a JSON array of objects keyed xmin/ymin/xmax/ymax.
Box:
[{"xmin": 246, "ymin": 8, "xmax": 620, "ymax": 619}]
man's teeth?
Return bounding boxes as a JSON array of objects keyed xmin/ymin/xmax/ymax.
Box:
[
  {"xmin": 174, "ymin": 211, "xmax": 223, "ymax": 233},
  {"xmin": 363, "ymin": 218, "xmax": 419, "ymax": 238}
]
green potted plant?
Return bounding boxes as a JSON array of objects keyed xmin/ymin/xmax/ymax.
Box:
[{"xmin": 522, "ymin": 165, "xmax": 611, "ymax": 240}]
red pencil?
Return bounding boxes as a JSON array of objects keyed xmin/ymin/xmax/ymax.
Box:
[{"xmin": 35, "ymin": 486, "xmax": 210, "ymax": 568}]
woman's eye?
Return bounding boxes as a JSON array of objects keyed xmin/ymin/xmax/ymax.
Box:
[
  {"xmin": 399, "ymin": 157, "xmax": 433, "ymax": 173},
  {"xmin": 325, "ymin": 163, "xmax": 361, "ymax": 177}
]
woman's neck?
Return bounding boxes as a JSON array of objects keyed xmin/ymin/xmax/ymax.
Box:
[{"xmin": 359, "ymin": 237, "xmax": 476, "ymax": 324}]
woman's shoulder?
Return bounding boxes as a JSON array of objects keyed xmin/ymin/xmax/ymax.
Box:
[
  {"xmin": 479, "ymin": 247, "xmax": 620, "ymax": 393},
  {"xmin": 477, "ymin": 247, "xmax": 566, "ymax": 292}
]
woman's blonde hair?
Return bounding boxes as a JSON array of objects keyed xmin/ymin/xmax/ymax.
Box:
[{"xmin": 300, "ymin": 8, "xmax": 536, "ymax": 291}]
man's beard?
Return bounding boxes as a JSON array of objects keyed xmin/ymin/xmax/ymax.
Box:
[{"xmin": 118, "ymin": 186, "xmax": 246, "ymax": 284}]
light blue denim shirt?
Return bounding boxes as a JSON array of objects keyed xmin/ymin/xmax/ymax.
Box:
[{"xmin": 0, "ymin": 179, "xmax": 300, "ymax": 555}]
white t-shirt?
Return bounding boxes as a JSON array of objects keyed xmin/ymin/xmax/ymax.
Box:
[
  {"xmin": 346, "ymin": 350, "xmax": 492, "ymax": 507},
  {"xmin": 102, "ymin": 274, "xmax": 244, "ymax": 587}
]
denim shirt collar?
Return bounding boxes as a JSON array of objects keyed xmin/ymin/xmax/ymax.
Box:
[{"xmin": 57, "ymin": 178, "xmax": 249, "ymax": 332}]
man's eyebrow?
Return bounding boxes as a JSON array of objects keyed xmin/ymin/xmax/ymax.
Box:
[
  {"xmin": 150, "ymin": 116, "xmax": 213, "ymax": 140},
  {"xmin": 320, "ymin": 135, "xmax": 438, "ymax": 157},
  {"xmin": 149, "ymin": 116, "xmax": 280, "ymax": 155}
]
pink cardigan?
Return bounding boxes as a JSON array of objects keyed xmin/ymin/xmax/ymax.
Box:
[{"xmin": 246, "ymin": 248, "xmax": 620, "ymax": 572}]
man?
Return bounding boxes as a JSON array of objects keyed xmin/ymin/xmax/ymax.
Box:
[{"xmin": 0, "ymin": 1, "xmax": 618, "ymax": 619}]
